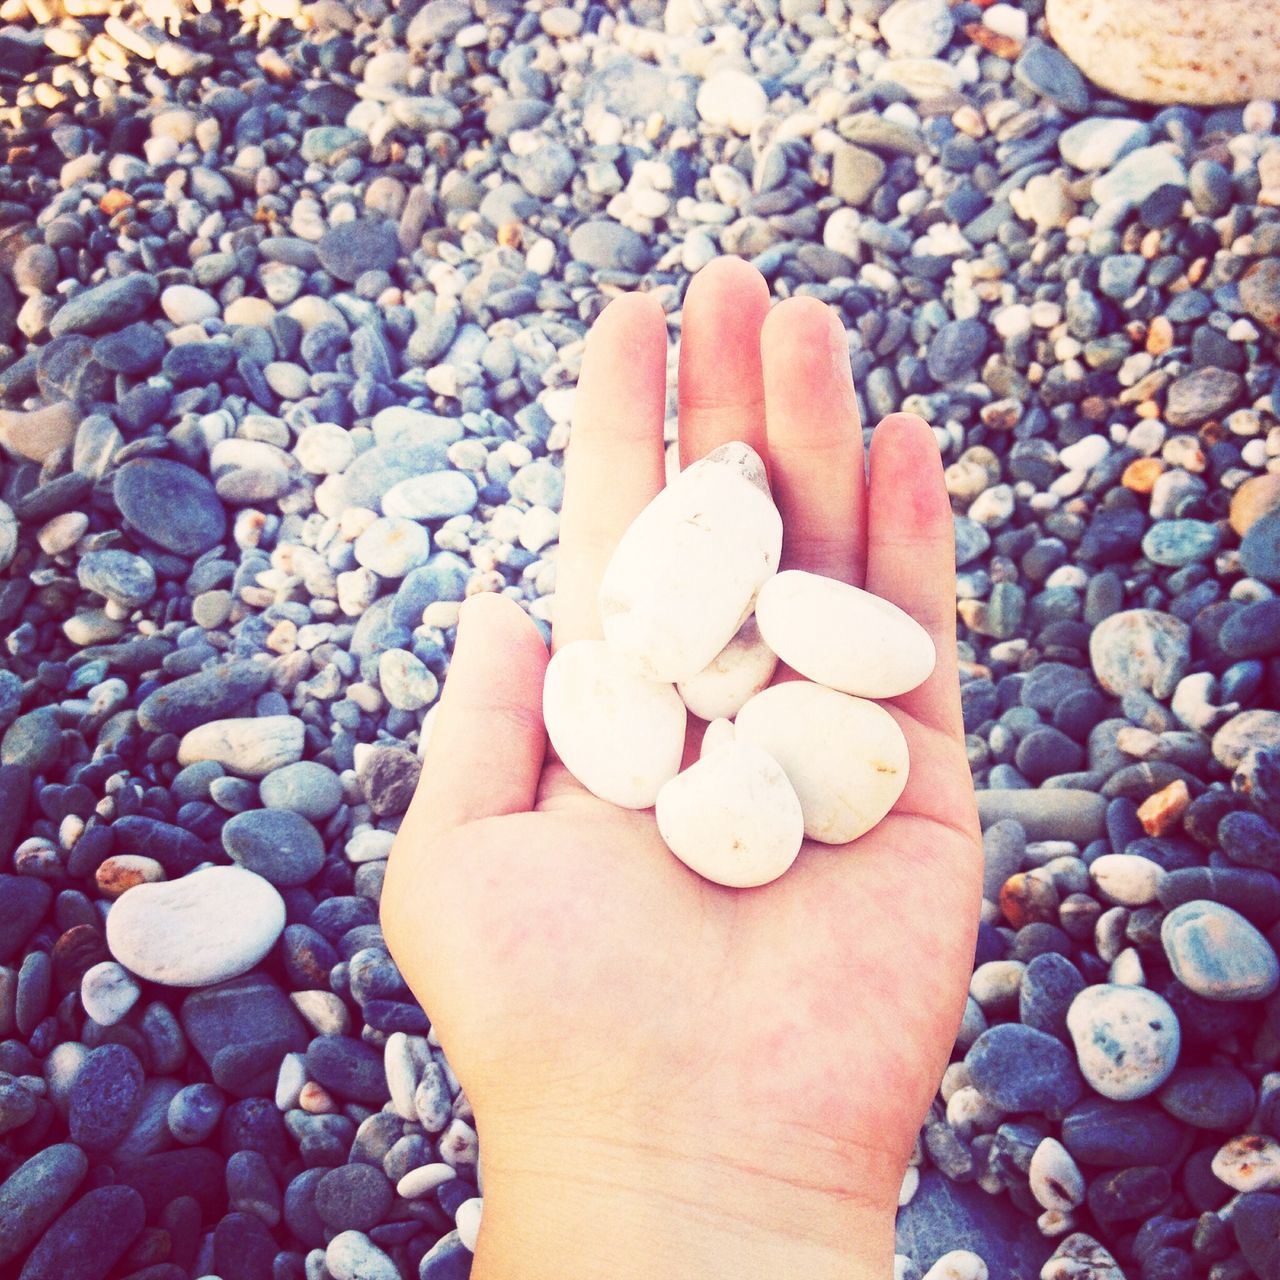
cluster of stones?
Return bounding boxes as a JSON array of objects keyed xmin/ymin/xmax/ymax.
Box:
[{"xmin": 542, "ymin": 441, "xmax": 935, "ymax": 886}]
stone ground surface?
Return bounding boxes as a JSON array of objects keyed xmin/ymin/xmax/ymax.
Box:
[{"xmin": 1, "ymin": 0, "xmax": 1280, "ymax": 1278}]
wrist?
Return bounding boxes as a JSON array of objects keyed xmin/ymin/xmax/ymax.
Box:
[{"xmin": 468, "ymin": 1120, "xmax": 898, "ymax": 1280}]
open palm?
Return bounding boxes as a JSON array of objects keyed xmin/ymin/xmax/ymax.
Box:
[{"xmin": 383, "ymin": 257, "xmax": 982, "ymax": 1275}]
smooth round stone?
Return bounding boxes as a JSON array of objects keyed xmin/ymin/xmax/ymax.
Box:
[
  {"xmin": 1089, "ymin": 609, "xmax": 1190, "ymax": 699},
  {"xmin": 734, "ymin": 682, "xmax": 908, "ymax": 844},
  {"xmin": 222, "ymin": 808, "xmax": 326, "ymax": 887},
  {"xmin": 354, "ymin": 517, "xmax": 431, "ymax": 579},
  {"xmin": 1157, "ymin": 1064, "xmax": 1256, "ymax": 1130},
  {"xmin": 878, "ymin": 0, "xmax": 954, "ymax": 57},
  {"xmin": 1161, "ymin": 900, "xmax": 1280, "ymax": 1000},
  {"xmin": 317, "ymin": 220, "xmax": 399, "ymax": 283},
  {"xmin": 455, "ymin": 1197, "xmax": 482, "ymax": 1252},
  {"xmin": 656, "ymin": 740, "xmax": 803, "ymax": 888},
  {"xmin": 1235, "ymin": 1192, "xmax": 1280, "ymax": 1278},
  {"xmin": 598, "ymin": 442, "xmax": 782, "ymax": 683},
  {"xmin": 696, "ymin": 67, "xmax": 768, "ymax": 133},
  {"xmin": 160, "ymin": 284, "xmax": 219, "ymax": 325},
  {"xmin": 80, "ymin": 960, "xmax": 140, "ymax": 1026},
  {"xmin": 113, "ymin": 458, "xmax": 227, "ymax": 556},
  {"xmin": 76, "ymin": 550, "xmax": 156, "ymax": 609},
  {"xmin": 177, "ymin": 716, "xmax": 305, "ymax": 778},
  {"xmin": 1090, "ymin": 853, "xmax": 1165, "ymax": 906},
  {"xmin": 1066, "ymin": 984, "xmax": 1180, "ymax": 1101},
  {"xmin": 295, "ymin": 422, "xmax": 356, "ymax": 475},
  {"xmin": 68, "ymin": 1043, "xmax": 145, "ymax": 1152},
  {"xmin": 921, "ymin": 1252, "xmax": 987, "ymax": 1280},
  {"xmin": 1221, "ymin": 600, "xmax": 1280, "ymax": 659},
  {"xmin": 259, "ymin": 761, "xmax": 344, "ymax": 821},
  {"xmin": 754, "ymin": 570, "xmax": 935, "ymax": 699},
  {"xmin": 1029, "ymin": 1136, "xmax": 1085, "ymax": 1212},
  {"xmin": 0, "ymin": 1144, "xmax": 89, "ymax": 1267},
  {"xmin": 379, "ymin": 649, "xmax": 439, "ymax": 712},
  {"xmin": 106, "ymin": 865, "xmax": 286, "ymax": 987},
  {"xmin": 1212, "ymin": 710, "xmax": 1280, "ymax": 771},
  {"xmin": 1242, "ymin": 512, "xmax": 1280, "ymax": 583},
  {"xmin": 17, "ymin": 1184, "xmax": 145, "ymax": 1280},
  {"xmin": 675, "ymin": 615, "xmax": 777, "ymax": 721},
  {"xmin": 315, "ymin": 1164, "xmax": 394, "ymax": 1232},
  {"xmin": 382, "ymin": 472, "xmax": 478, "ymax": 520},
  {"xmin": 542, "ymin": 639, "xmax": 686, "ymax": 809},
  {"xmin": 1059, "ymin": 117, "xmax": 1150, "ymax": 170},
  {"xmin": 964, "ymin": 1022, "xmax": 1084, "ymax": 1112},
  {"xmin": 166, "ymin": 1082, "xmax": 225, "ymax": 1144},
  {"xmin": 1141, "ymin": 519, "xmax": 1221, "ymax": 566}
]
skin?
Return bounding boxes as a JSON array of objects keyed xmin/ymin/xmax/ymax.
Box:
[{"xmin": 383, "ymin": 256, "xmax": 983, "ymax": 1279}]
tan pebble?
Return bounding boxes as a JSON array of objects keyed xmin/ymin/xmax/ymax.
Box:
[
  {"xmin": 1230, "ymin": 474, "xmax": 1280, "ymax": 536},
  {"xmin": 1122, "ymin": 457, "xmax": 1164, "ymax": 495},
  {"xmin": 1136, "ymin": 778, "xmax": 1191, "ymax": 837},
  {"xmin": 95, "ymin": 855, "xmax": 166, "ymax": 900},
  {"xmin": 299, "ymin": 1081, "xmax": 337, "ymax": 1113}
]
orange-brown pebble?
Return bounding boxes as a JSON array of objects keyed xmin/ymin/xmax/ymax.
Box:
[
  {"xmin": 1146, "ymin": 316, "xmax": 1174, "ymax": 355},
  {"xmin": 1137, "ymin": 779, "xmax": 1191, "ymax": 838},
  {"xmin": 99, "ymin": 189, "xmax": 133, "ymax": 216},
  {"xmin": 298, "ymin": 1081, "xmax": 337, "ymax": 1114},
  {"xmin": 963, "ymin": 21, "xmax": 1022, "ymax": 58},
  {"xmin": 999, "ymin": 872, "xmax": 1060, "ymax": 929},
  {"xmin": 1230, "ymin": 474, "xmax": 1280, "ymax": 536},
  {"xmin": 95, "ymin": 854, "xmax": 166, "ymax": 900},
  {"xmin": 1122, "ymin": 457, "xmax": 1165, "ymax": 495}
]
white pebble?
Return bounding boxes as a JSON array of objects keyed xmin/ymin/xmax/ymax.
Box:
[
  {"xmin": 700, "ymin": 716, "xmax": 736, "ymax": 759},
  {"xmin": 675, "ymin": 614, "xmax": 778, "ymax": 720},
  {"xmin": 921, "ymin": 1250, "xmax": 988, "ymax": 1280},
  {"xmin": 754, "ymin": 571, "xmax": 935, "ymax": 698},
  {"xmin": 325, "ymin": 1231, "xmax": 399, "ymax": 1280},
  {"xmin": 396, "ymin": 1163, "xmax": 457, "ymax": 1198},
  {"xmin": 455, "ymin": 1196, "xmax": 483, "ymax": 1251},
  {"xmin": 656, "ymin": 741, "xmax": 804, "ymax": 887},
  {"xmin": 1029, "ymin": 1137, "xmax": 1085, "ymax": 1212},
  {"xmin": 734, "ymin": 682, "xmax": 908, "ymax": 843},
  {"xmin": 542, "ymin": 639, "xmax": 686, "ymax": 809},
  {"xmin": 1211, "ymin": 1135, "xmax": 1280, "ymax": 1192},
  {"xmin": 598, "ymin": 442, "xmax": 782, "ymax": 683},
  {"xmin": 1090, "ymin": 853, "xmax": 1165, "ymax": 906},
  {"xmin": 79, "ymin": 961, "xmax": 140, "ymax": 1027}
]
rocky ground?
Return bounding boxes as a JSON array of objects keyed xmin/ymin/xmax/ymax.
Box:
[{"xmin": 1, "ymin": 0, "xmax": 1280, "ymax": 1278}]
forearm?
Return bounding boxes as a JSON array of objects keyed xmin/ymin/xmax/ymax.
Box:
[{"xmin": 470, "ymin": 1127, "xmax": 897, "ymax": 1280}]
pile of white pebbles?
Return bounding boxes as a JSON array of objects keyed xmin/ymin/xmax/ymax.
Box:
[{"xmin": 541, "ymin": 441, "xmax": 937, "ymax": 887}]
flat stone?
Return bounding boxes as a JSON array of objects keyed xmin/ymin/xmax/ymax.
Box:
[
  {"xmin": 68, "ymin": 1043, "xmax": 145, "ymax": 1153},
  {"xmin": 177, "ymin": 715, "xmax": 305, "ymax": 778},
  {"xmin": 113, "ymin": 459, "xmax": 227, "ymax": 556},
  {"xmin": 1241, "ymin": 512, "xmax": 1280, "ymax": 583},
  {"xmin": 0, "ymin": 875, "xmax": 53, "ymax": 962},
  {"xmin": 0, "ymin": 1145, "xmax": 89, "ymax": 1267},
  {"xmin": 878, "ymin": 0, "xmax": 954, "ymax": 57},
  {"xmin": 1058, "ymin": 118, "xmax": 1150, "ymax": 171},
  {"xmin": 965, "ymin": 1022, "xmax": 1084, "ymax": 1112},
  {"xmin": 975, "ymin": 790, "xmax": 1106, "ymax": 843},
  {"xmin": 222, "ymin": 808, "xmax": 326, "ymax": 887},
  {"xmin": 317, "ymin": 220, "xmax": 399, "ymax": 283},
  {"xmin": 106, "ymin": 865, "xmax": 286, "ymax": 987},
  {"xmin": 1162, "ymin": 900, "xmax": 1280, "ymax": 1000},
  {"xmin": 1165, "ymin": 367, "xmax": 1244, "ymax": 428},
  {"xmin": 1090, "ymin": 609, "xmax": 1190, "ymax": 699},
  {"xmin": 138, "ymin": 661, "xmax": 272, "ymax": 736},
  {"xmin": 306, "ymin": 1035, "xmax": 390, "ymax": 1104},
  {"xmin": 48, "ymin": 273, "xmax": 159, "ymax": 338},
  {"xmin": 1066, "ymin": 984, "xmax": 1180, "ymax": 1101},
  {"xmin": 1240, "ymin": 258, "xmax": 1280, "ymax": 333},
  {"xmin": 1014, "ymin": 39, "xmax": 1089, "ymax": 112},
  {"xmin": 1092, "ymin": 147, "xmax": 1188, "ymax": 208},
  {"xmin": 259, "ymin": 761, "xmax": 344, "ymax": 821},
  {"xmin": 1060, "ymin": 1097, "xmax": 1186, "ymax": 1167},
  {"xmin": 0, "ymin": 401, "xmax": 78, "ymax": 463},
  {"xmin": 18, "ymin": 1185, "xmax": 145, "ymax": 1280},
  {"xmin": 567, "ymin": 220, "xmax": 653, "ymax": 272}
]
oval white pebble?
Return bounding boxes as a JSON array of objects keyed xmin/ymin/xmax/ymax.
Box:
[
  {"xmin": 734, "ymin": 682, "xmax": 909, "ymax": 843},
  {"xmin": 598, "ymin": 442, "xmax": 783, "ymax": 683},
  {"xmin": 656, "ymin": 740, "xmax": 804, "ymax": 887},
  {"xmin": 754, "ymin": 570, "xmax": 936, "ymax": 698},
  {"xmin": 675, "ymin": 614, "xmax": 778, "ymax": 720},
  {"xmin": 396, "ymin": 1163, "xmax": 457, "ymax": 1199},
  {"xmin": 921, "ymin": 1250, "xmax": 989, "ymax": 1280},
  {"xmin": 105, "ymin": 865, "xmax": 286, "ymax": 987},
  {"xmin": 1029, "ymin": 1136, "xmax": 1085, "ymax": 1212},
  {"xmin": 1090, "ymin": 852, "xmax": 1165, "ymax": 906},
  {"xmin": 1211, "ymin": 1135, "xmax": 1280, "ymax": 1192},
  {"xmin": 542, "ymin": 639, "xmax": 686, "ymax": 808},
  {"xmin": 455, "ymin": 1196, "xmax": 483, "ymax": 1252},
  {"xmin": 79, "ymin": 960, "xmax": 140, "ymax": 1027},
  {"xmin": 1066, "ymin": 983, "xmax": 1180, "ymax": 1101}
]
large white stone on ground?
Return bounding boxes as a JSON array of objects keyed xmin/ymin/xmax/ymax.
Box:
[
  {"xmin": 676, "ymin": 615, "xmax": 778, "ymax": 721},
  {"xmin": 106, "ymin": 865, "xmax": 286, "ymax": 987},
  {"xmin": 656, "ymin": 740, "xmax": 804, "ymax": 888},
  {"xmin": 598, "ymin": 442, "xmax": 782, "ymax": 683},
  {"xmin": 542, "ymin": 639, "xmax": 686, "ymax": 808},
  {"xmin": 734, "ymin": 682, "xmax": 909, "ymax": 843},
  {"xmin": 176, "ymin": 715, "xmax": 305, "ymax": 778},
  {"xmin": 754, "ymin": 570, "xmax": 936, "ymax": 698}
]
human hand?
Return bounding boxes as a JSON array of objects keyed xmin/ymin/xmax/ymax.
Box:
[{"xmin": 383, "ymin": 256, "xmax": 983, "ymax": 1280}]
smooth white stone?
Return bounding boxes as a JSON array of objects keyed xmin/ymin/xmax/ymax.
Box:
[
  {"xmin": 105, "ymin": 865, "xmax": 286, "ymax": 987},
  {"xmin": 655, "ymin": 741, "xmax": 804, "ymax": 888},
  {"xmin": 177, "ymin": 715, "xmax": 305, "ymax": 778},
  {"xmin": 455, "ymin": 1196, "xmax": 483, "ymax": 1252},
  {"xmin": 1211, "ymin": 1135, "xmax": 1280, "ymax": 1192},
  {"xmin": 1029, "ymin": 1136, "xmax": 1085, "ymax": 1212},
  {"xmin": 734, "ymin": 682, "xmax": 909, "ymax": 843},
  {"xmin": 1090, "ymin": 853, "xmax": 1165, "ymax": 906},
  {"xmin": 1066, "ymin": 983, "xmax": 1179, "ymax": 1101},
  {"xmin": 676, "ymin": 614, "xmax": 778, "ymax": 720},
  {"xmin": 700, "ymin": 717, "xmax": 735, "ymax": 759},
  {"xmin": 542, "ymin": 639, "xmax": 686, "ymax": 808},
  {"xmin": 921, "ymin": 1251, "xmax": 988, "ymax": 1280},
  {"xmin": 754, "ymin": 570, "xmax": 936, "ymax": 698},
  {"xmin": 598, "ymin": 442, "xmax": 782, "ymax": 683},
  {"xmin": 396, "ymin": 1163, "xmax": 457, "ymax": 1199},
  {"xmin": 79, "ymin": 960, "xmax": 140, "ymax": 1027}
]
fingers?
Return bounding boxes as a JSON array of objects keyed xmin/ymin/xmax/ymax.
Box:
[
  {"xmin": 552, "ymin": 292, "xmax": 668, "ymax": 651},
  {"xmin": 761, "ymin": 297, "xmax": 868, "ymax": 585},
  {"xmin": 677, "ymin": 256, "xmax": 771, "ymax": 471},
  {"xmin": 864, "ymin": 414, "xmax": 964, "ymax": 741},
  {"xmin": 393, "ymin": 593, "xmax": 549, "ymax": 844}
]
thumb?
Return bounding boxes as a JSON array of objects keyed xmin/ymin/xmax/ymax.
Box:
[{"xmin": 399, "ymin": 591, "xmax": 549, "ymax": 839}]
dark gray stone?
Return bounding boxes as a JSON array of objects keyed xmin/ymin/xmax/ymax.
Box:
[
  {"xmin": 113, "ymin": 459, "xmax": 227, "ymax": 556},
  {"xmin": 18, "ymin": 1185, "xmax": 145, "ymax": 1280},
  {"xmin": 0, "ymin": 1144, "xmax": 89, "ymax": 1267}
]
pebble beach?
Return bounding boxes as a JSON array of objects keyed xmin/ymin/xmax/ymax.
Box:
[{"xmin": 2, "ymin": 0, "xmax": 1280, "ymax": 1277}]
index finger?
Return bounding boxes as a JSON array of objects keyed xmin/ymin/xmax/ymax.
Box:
[{"xmin": 551, "ymin": 293, "xmax": 668, "ymax": 652}]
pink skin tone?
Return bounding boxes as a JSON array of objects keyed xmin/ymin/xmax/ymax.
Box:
[{"xmin": 383, "ymin": 255, "xmax": 982, "ymax": 1280}]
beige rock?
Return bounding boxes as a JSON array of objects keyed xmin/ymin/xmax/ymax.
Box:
[
  {"xmin": 676, "ymin": 615, "xmax": 778, "ymax": 721},
  {"xmin": 1046, "ymin": 0, "xmax": 1280, "ymax": 105},
  {"xmin": 0, "ymin": 401, "xmax": 78, "ymax": 462}
]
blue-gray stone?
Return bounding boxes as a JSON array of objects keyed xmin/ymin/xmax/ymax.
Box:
[
  {"xmin": 18, "ymin": 1185, "xmax": 145, "ymax": 1280},
  {"xmin": 166, "ymin": 1082, "xmax": 226, "ymax": 1145},
  {"xmin": 222, "ymin": 808, "xmax": 326, "ymax": 887},
  {"xmin": 1222, "ymin": 600, "xmax": 1280, "ymax": 658},
  {"xmin": 77, "ymin": 550, "xmax": 157, "ymax": 609},
  {"xmin": 49, "ymin": 273, "xmax": 159, "ymax": 338},
  {"xmin": 1162, "ymin": 900, "xmax": 1280, "ymax": 1000},
  {"xmin": 1165, "ymin": 367, "xmax": 1244, "ymax": 428},
  {"xmin": 965, "ymin": 1022, "xmax": 1084, "ymax": 1112},
  {"xmin": 113, "ymin": 458, "xmax": 227, "ymax": 556},
  {"xmin": 1, "ymin": 708, "xmax": 60, "ymax": 772},
  {"xmin": 137, "ymin": 660, "xmax": 272, "ymax": 735},
  {"xmin": 1013, "ymin": 39, "xmax": 1089, "ymax": 113},
  {"xmin": 162, "ymin": 341, "xmax": 236, "ymax": 386},
  {"xmin": 68, "ymin": 1044, "xmax": 145, "ymax": 1154},
  {"xmin": 1141, "ymin": 519, "xmax": 1221, "ymax": 567},
  {"xmin": 92, "ymin": 322, "xmax": 165, "ymax": 374},
  {"xmin": 927, "ymin": 318, "xmax": 987, "ymax": 383},
  {"xmin": 382, "ymin": 471, "xmax": 478, "ymax": 520},
  {"xmin": 1098, "ymin": 254, "xmax": 1145, "ymax": 300},
  {"xmin": 305, "ymin": 1036, "xmax": 389, "ymax": 1104},
  {"xmin": 567, "ymin": 220, "xmax": 653, "ymax": 272},
  {"xmin": 508, "ymin": 459, "xmax": 564, "ymax": 509},
  {"xmin": 1020, "ymin": 951, "xmax": 1086, "ymax": 1041},
  {"xmin": 1241, "ymin": 512, "xmax": 1280, "ymax": 583},
  {"xmin": 1060, "ymin": 1097, "xmax": 1186, "ymax": 1167},
  {"xmin": 259, "ymin": 761, "xmax": 344, "ymax": 821},
  {"xmin": 390, "ymin": 553, "xmax": 471, "ymax": 627},
  {"xmin": 317, "ymin": 220, "xmax": 399, "ymax": 283},
  {"xmin": 0, "ymin": 1145, "xmax": 89, "ymax": 1267}
]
